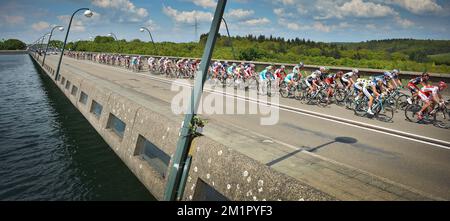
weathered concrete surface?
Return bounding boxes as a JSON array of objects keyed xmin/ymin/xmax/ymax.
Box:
[{"xmin": 29, "ymin": 54, "xmax": 444, "ymax": 200}]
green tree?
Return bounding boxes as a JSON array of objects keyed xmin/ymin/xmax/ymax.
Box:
[{"xmin": 0, "ymin": 39, "xmax": 26, "ymax": 50}]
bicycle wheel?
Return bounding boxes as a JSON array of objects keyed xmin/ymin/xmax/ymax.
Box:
[
  {"xmin": 294, "ymin": 85, "xmax": 304, "ymax": 101},
  {"xmin": 404, "ymin": 104, "xmax": 421, "ymax": 123},
  {"xmin": 396, "ymin": 94, "xmax": 409, "ymax": 111},
  {"xmin": 334, "ymin": 88, "xmax": 347, "ymax": 103},
  {"xmin": 318, "ymin": 91, "xmax": 329, "ymax": 107},
  {"xmin": 433, "ymin": 108, "xmax": 450, "ymax": 129},
  {"xmin": 376, "ymin": 100, "xmax": 395, "ymax": 122},
  {"xmin": 279, "ymin": 82, "xmax": 289, "ymax": 98},
  {"xmin": 345, "ymin": 95, "xmax": 355, "ymax": 110},
  {"xmin": 354, "ymin": 100, "xmax": 368, "ymax": 117}
]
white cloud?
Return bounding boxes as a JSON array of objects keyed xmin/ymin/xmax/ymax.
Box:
[
  {"xmin": 163, "ymin": 6, "xmax": 213, "ymax": 24},
  {"xmin": 276, "ymin": 0, "xmax": 296, "ymax": 5},
  {"xmin": 340, "ymin": 0, "xmax": 397, "ymax": 17},
  {"xmin": 395, "ymin": 16, "xmax": 414, "ymax": 28},
  {"xmin": 389, "ymin": 0, "xmax": 442, "ymax": 14},
  {"xmin": 313, "ymin": 22, "xmax": 331, "ymax": 32},
  {"xmin": 314, "ymin": 0, "xmax": 397, "ymax": 19},
  {"xmin": 57, "ymin": 15, "xmax": 86, "ymax": 32},
  {"xmin": 91, "ymin": 0, "xmax": 148, "ymax": 22},
  {"xmin": 278, "ymin": 18, "xmax": 302, "ymax": 31},
  {"xmin": 226, "ymin": 9, "xmax": 254, "ymax": 19},
  {"xmin": 240, "ymin": 18, "xmax": 271, "ymax": 26},
  {"xmin": 143, "ymin": 19, "xmax": 160, "ymax": 31},
  {"xmin": 31, "ymin": 21, "xmax": 50, "ymax": 31},
  {"xmin": 190, "ymin": 0, "xmax": 217, "ymax": 8}
]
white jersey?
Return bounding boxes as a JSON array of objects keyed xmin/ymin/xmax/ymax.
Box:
[{"xmin": 342, "ymin": 72, "xmax": 354, "ymax": 80}]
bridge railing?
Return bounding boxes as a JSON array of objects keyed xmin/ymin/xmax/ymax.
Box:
[{"xmin": 67, "ymin": 51, "xmax": 450, "ymax": 81}]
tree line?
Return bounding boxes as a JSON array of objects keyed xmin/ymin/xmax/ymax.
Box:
[{"xmin": 3, "ymin": 35, "xmax": 449, "ymax": 73}]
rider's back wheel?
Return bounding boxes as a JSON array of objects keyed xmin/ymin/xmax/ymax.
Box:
[
  {"xmin": 345, "ymin": 95, "xmax": 355, "ymax": 110},
  {"xmin": 334, "ymin": 88, "xmax": 347, "ymax": 103},
  {"xmin": 404, "ymin": 104, "xmax": 422, "ymax": 123},
  {"xmin": 396, "ymin": 94, "xmax": 409, "ymax": 111},
  {"xmin": 354, "ymin": 100, "xmax": 368, "ymax": 117},
  {"xmin": 279, "ymin": 82, "xmax": 289, "ymax": 98}
]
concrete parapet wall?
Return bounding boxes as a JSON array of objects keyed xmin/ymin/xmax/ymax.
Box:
[
  {"xmin": 185, "ymin": 136, "xmax": 334, "ymax": 201},
  {"xmin": 29, "ymin": 53, "xmax": 333, "ymax": 201}
]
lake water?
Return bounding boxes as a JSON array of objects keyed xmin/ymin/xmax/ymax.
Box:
[{"xmin": 0, "ymin": 54, "xmax": 155, "ymax": 200}]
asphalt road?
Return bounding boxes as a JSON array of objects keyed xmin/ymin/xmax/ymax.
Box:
[{"xmin": 44, "ymin": 55, "xmax": 450, "ymax": 199}]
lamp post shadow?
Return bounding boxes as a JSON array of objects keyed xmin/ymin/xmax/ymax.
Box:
[{"xmin": 266, "ymin": 137, "xmax": 358, "ymax": 167}]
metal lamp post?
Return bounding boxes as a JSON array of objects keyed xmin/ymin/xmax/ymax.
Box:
[
  {"xmin": 139, "ymin": 27, "xmax": 157, "ymax": 51},
  {"xmin": 108, "ymin": 32, "xmax": 120, "ymax": 53},
  {"xmin": 54, "ymin": 8, "xmax": 93, "ymax": 81},
  {"xmin": 42, "ymin": 26, "xmax": 64, "ymax": 66},
  {"xmin": 38, "ymin": 35, "xmax": 47, "ymax": 58},
  {"xmin": 163, "ymin": 0, "xmax": 227, "ymax": 201},
  {"xmin": 221, "ymin": 17, "xmax": 236, "ymax": 60}
]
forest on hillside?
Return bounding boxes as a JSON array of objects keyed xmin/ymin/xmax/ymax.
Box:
[{"xmin": 51, "ymin": 35, "xmax": 450, "ymax": 73}]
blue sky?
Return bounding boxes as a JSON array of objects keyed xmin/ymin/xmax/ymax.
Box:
[{"xmin": 1, "ymin": 0, "xmax": 450, "ymax": 44}]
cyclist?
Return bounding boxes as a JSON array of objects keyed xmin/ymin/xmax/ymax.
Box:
[
  {"xmin": 227, "ymin": 63, "xmax": 237, "ymax": 79},
  {"xmin": 390, "ymin": 69, "xmax": 403, "ymax": 89},
  {"xmin": 275, "ymin": 65, "xmax": 287, "ymax": 85},
  {"xmin": 416, "ymin": 81, "xmax": 448, "ymax": 120},
  {"xmin": 407, "ymin": 72, "xmax": 430, "ymax": 104},
  {"xmin": 305, "ymin": 70, "xmax": 322, "ymax": 94},
  {"xmin": 353, "ymin": 78, "xmax": 367, "ymax": 101},
  {"xmin": 293, "ymin": 62, "xmax": 304, "ymax": 76},
  {"xmin": 363, "ymin": 76, "xmax": 385, "ymax": 115},
  {"xmin": 324, "ymin": 71, "xmax": 342, "ymax": 100},
  {"xmin": 284, "ymin": 72, "xmax": 299, "ymax": 93},
  {"xmin": 259, "ymin": 66, "xmax": 275, "ymax": 94},
  {"xmin": 341, "ymin": 69, "xmax": 359, "ymax": 90}
]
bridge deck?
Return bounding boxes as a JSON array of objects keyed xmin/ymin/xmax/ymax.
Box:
[{"xmin": 42, "ymin": 54, "xmax": 450, "ymax": 200}]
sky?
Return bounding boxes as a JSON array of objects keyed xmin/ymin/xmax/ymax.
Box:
[{"xmin": 1, "ymin": 0, "xmax": 450, "ymax": 44}]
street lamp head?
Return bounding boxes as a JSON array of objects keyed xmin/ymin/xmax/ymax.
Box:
[
  {"xmin": 84, "ymin": 9, "xmax": 93, "ymax": 18},
  {"xmin": 140, "ymin": 28, "xmax": 145, "ymax": 32},
  {"xmin": 58, "ymin": 27, "xmax": 64, "ymax": 32}
]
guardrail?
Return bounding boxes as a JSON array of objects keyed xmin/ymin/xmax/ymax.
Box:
[{"xmin": 68, "ymin": 51, "xmax": 450, "ymax": 81}]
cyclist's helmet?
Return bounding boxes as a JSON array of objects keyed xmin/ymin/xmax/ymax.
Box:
[
  {"xmin": 392, "ymin": 69, "xmax": 399, "ymax": 75},
  {"xmin": 250, "ymin": 64, "xmax": 255, "ymax": 68},
  {"xmin": 281, "ymin": 65, "xmax": 285, "ymax": 69},
  {"xmin": 299, "ymin": 62, "xmax": 304, "ymax": 68},
  {"xmin": 438, "ymin": 81, "xmax": 447, "ymax": 90},
  {"xmin": 353, "ymin": 69, "xmax": 359, "ymax": 74},
  {"xmin": 422, "ymin": 72, "xmax": 430, "ymax": 78},
  {"xmin": 232, "ymin": 63, "xmax": 237, "ymax": 67},
  {"xmin": 383, "ymin": 71, "xmax": 392, "ymax": 79},
  {"xmin": 319, "ymin": 66, "xmax": 326, "ymax": 72}
]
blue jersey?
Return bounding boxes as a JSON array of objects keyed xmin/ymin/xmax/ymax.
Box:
[
  {"xmin": 285, "ymin": 73, "xmax": 295, "ymax": 81},
  {"xmin": 227, "ymin": 66, "xmax": 235, "ymax": 74},
  {"xmin": 259, "ymin": 69, "xmax": 274, "ymax": 80}
]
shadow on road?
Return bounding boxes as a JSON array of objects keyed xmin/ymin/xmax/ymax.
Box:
[{"xmin": 266, "ymin": 137, "xmax": 358, "ymax": 166}]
